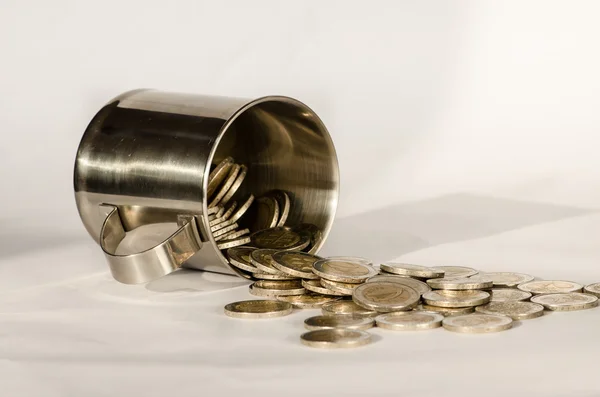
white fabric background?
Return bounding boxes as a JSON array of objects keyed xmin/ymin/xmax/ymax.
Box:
[{"xmin": 1, "ymin": 1, "xmax": 600, "ymax": 396}]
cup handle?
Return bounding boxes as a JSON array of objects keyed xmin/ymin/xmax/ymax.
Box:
[{"xmin": 99, "ymin": 204, "xmax": 203, "ymax": 284}]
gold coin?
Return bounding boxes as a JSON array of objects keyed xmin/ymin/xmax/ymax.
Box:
[
  {"xmin": 367, "ymin": 274, "xmax": 431, "ymax": 296},
  {"xmin": 320, "ymin": 278, "xmax": 360, "ymax": 295},
  {"xmin": 253, "ymin": 272, "xmax": 298, "ymax": 281},
  {"xmin": 430, "ymin": 266, "xmax": 478, "ymax": 278},
  {"xmin": 215, "ymin": 228, "xmax": 250, "ymax": 242},
  {"xmin": 249, "ymin": 249, "xmax": 287, "ymax": 275},
  {"xmin": 213, "ymin": 222, "xmax": 239, "ymax": 237},
  {"xmin": 531, "ymin": 292, "xmax": 599, "ymax": 311},
  {"xmin": 224, "ymin": 299, "xmax": 293, "ymax": 319},
  {"xmin": 272, "ymin": 251, "xmax": 321, "ymax": 279},
  {"xmin": 584, "ymin": 283, "xmax": 600, "ymax": 297},
  {"xmin": 380, "ymin": 263, "xmax": 444, "ymax": 279},
  {"xmin": 475, "ymin": 301, "xmax": 544, "ymax": 320},
  {"xmin": 304, "ymin": 315, "xmax": 375, "ymax": 331},
  {"xmin": 442, "ymin": 314, "xmax": 513, "ymax": 333},
  {"xmin": 422, "ymin": 290, "xmax": 490, "ymax": 308},
  {"xmin": 209, "ymin": 201, "xmax": 238, "ymax": 226},
  {"xmin": 227, "ymin": 246, "xmax": 258, "ymax": 272},
  {"xmin": 416, "ymin": 304, "xmax": 475, "ymax": 316},
  {"xmin": 220, "ymin": 165, "xmax": 247, "ymax": 206},
  {"xmin": 427, "ymin": 276, "xmax": 493, "ymax": 290},
  {"xmin": 209, "ymin": 164, "xmax": 240, "ymax": 208},
  {"xmin": 300, "ymin": 329, "xmax": 372, "ymax": 349},
  {"xmin": 353, "ymin": 282, "xmax": 420, "ymax": 312},
  {"xmin": 217, "ymin": 236, "xmax": 251, "ymax": 250},
  {"xmin": 229, "ymin": 194, "xmax": 255, "ymax": 224},
  {"xmin": 375, "ymin": 311, "xmax": 444, "ymax": 331},
  {"xmin": 250, "ymin": 227, "xmax": 309, "ymax": 251},
  {"xmin": 489, "ymin": 289, "xmax": 532, "ymax": 302},
  {"xmin": 269, "ymin": 190, "xmax": 291, "ymax": 227},
  {"xmin": 321, "ymin": 300, "xmax": 378, "ymax": 318},
  {"xmin": 301, "ymin": 279, "xmax": 346, "ymax": 296},
  {"xmin": 252, "ymin": 196, "xmax": 280, "ymax": 231},
  {"xmin": 517, "ymin": 280, "xmax": 583, "ymax": 295},
  {"xmin": 313, "ymin": 258, "xmax": 377, "ymax": 283},
  {"xmin": 249, "ymin": 280, "xmax": 305, "ymax": 297},
  {"xmin": 276, "ymin": 293, "xmax": 341, "ymax": 309},
  {"xmin": 207, "ymin": 157, "xmax": 233, "ymax": 199},
  {"xmin": 480, "ymin": 272, "xmax": 535, "ymax": 288},
  {"xmin": 291, "ymin": 223, "xmax": 323, "ymax": 252}
]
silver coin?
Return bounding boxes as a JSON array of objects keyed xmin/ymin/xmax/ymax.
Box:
[
  {"xmin": 209, "ymin": 201, "xmax": 238, "ymax": 226},
  {"xmin": 442, "ymin": 314, "xmax": 513, "ymax": 333},
  {"xmin": 224, "ymin": 299, "xmax": 293, "ymax": 319},
  {"xmin": 220, "ymin": 165, "xmax": 247, "ymax": 206},
  {"xmin": 269, "ymin": 190, "xmax": 291, "ymax": 227},
  {"xmin": 253, "ymin": 272, "xmax": 298, "ymax": 281},
  {"xmin": 480, "ymin": 272, "xmax": 535, "ymax": 288},
  {"xmin": 304, "ymin": 315, "xmax": 375, "ymax": 331},
  {"xmin": 206, "ymin": 205, "xmax": 221, "ymax": 216},
  {"xmin": 531, "ymin": 292, "xmax": 599, "ymax": 311},
  {"xmin": 367, "ymin": 274, "xmax": 431, "ymax": 296},
  {"xmin": 430, "ymin": 266, "xmax": 479, "ymax": 278},
  {"xmin": 209, "ymin": 164, "xmax": 240, "ymax": 208},
  {"xmin": 213, "ymin": 222, "xmax": 238, "ymax": 237},
  {"xmin": 517, "ymin": 280, "xmax": 583, "ymax": 295},
  {"xmin": 376, "ymin": 311, "xmax": 444, "ymax": 331},
  {"xmin": 214, "ymin": 205, "xmax": 225, "ymax": 219},
  {"xmin": 416, "ymin": 304, "xmax": 475, "ymax": 316},
  {"xmin": 250, "ymin": 227, "xmax": 310, "ymax": 251},
  {"xmin": 427, "ymin": 276, "xmax": 493, "ymax": 290},
  {"xmin": 207, "ymin": 157, "xmax": 234, "ymax": 199},
  {"xmin": 380, "ymin": 263, "xmax": 444, "ymax": 279},
  {"xmin": 291, "ymin": 223, "xmax": 323, "ymax": 252},
  {"xmin": 490, "ymin": 289, "xmax": 532, "ymax": 302},
  {"xmin": 321, "ymin": 300, "xmax": 378, "ymax": 318},
  {"xmin": 313, "ymin": 258, "xmax": 378, "ymax": 283},
  {"xmin": 583, "ymin": 283, "xmax": 600, "ymax": 298},
  {"xmin": 249, "ymin": 249, "xmax": 287, "ymax": 275},
  {"xmin": 271, "ymin": 251, "xmax": 321, "ymax": 279},
  {"xmin": 217, "ymin": 236, "xmax": 251, "ymax": 250},
  {"xmin": 422, "ymin": 290, "xmax": 491, "ymax": 308},
  {"xmin": 227, "ymin": 246, "xmax": 258, "ymax": 272},
  {"xmin": 300, "ymin": 329, "xmax": 372, "ymax": 349},
  {"xmin": 229, "ymin": 194, "xmax": 255, "ymax": 224},
  {"xmin": 252, "ymin": 196, "xmax": 280, "ymax": 231},
  {"xmin": 353, "ymin": 282, "xmax": 420, "ymax": 312},
  {"xmin": 320, "ymin": 278, "xmax": 360, "ymax": 295},
  {"xmin": 277, "ymin": 293, "xmax": 341, "ymax": 309},
  {"xmin": 301, "ymin": 279, "xmax": 346, "ymax": 296},
  {"xmin": 475, "ymin": 301, "xmax": 544, "ymax": 320},
  {"xmin": 249, "ymin": 280, "xmax": 305, "ymax": 297},
  {"xmin": 215, "ymin": 228, "xmax": 249, "ymax": 242}
]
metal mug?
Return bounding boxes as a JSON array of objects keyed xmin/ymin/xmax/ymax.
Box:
[{"xmin": 74, "ymin": 89, "xmax": 339, "ymax": 284}]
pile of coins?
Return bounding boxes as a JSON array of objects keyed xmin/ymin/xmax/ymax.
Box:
[{"xmin": 224, "ymin": 256, "xmax": 600, "ymax": 348}]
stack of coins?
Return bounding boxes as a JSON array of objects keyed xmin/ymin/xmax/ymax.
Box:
[
  {"xmin": 206, "ymin": 157, "xmax": 322, "ymax": 265},
  {"xmin": 224, "ymin": 258, "xmax": 600, "ymax": 348}
]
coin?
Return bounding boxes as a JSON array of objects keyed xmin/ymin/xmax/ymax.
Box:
[
  {"xmin": 313, "ymin": 258, "xmax": 378, "ymax": 283},
  {"xmin": 227, "ymin": 246, "xmax": 258, "ymax": 272},
  {"xmin": 209, "ymin": 201, "xmax": 238, "ymax": 226},
  {"xmin": 431, "ymin": 266, "xmax": 479, "ymax": 278},
  {"xmin": 292, "ymin": 223, "xmax": 323, "ymax": 252},
  {"xmin": 490, "ymin": 289, "xmax": 532, "ymax": 302},
  {"xmin": 224, "ymin": 299, "xmax": 293, "ymax": 319},
  {"xmin": 277, "ymin": 293, "xmax": 341, "ymax": 309},
  {"xmin": 320, "ymin": 278, "xmax": 360, "ymax": 295},
  {"xmin": 366, "ymin": 275, "xmax": 431, "ymax": 296},
  {"xmin": 215, "ymin": 205, "xmax": 225, "ymax": 219},
  {"xmin": 517, "ymin": 280, "xmax": 583, "ymax": 295},
  {"xmin": 442, "ymin": 314, "xmax": 513, "ymax": 333},
  {"xmin": 249, "ymin": 280, "xmax": 305, "ymax": 297},
  {"xmin": 422, "ymin": 290, "xmax": 491, "ymax": 308},
  {"xmin": 269, "ymin": 190, "xmax": 291, "ymax": 227},
  {"xmin": 252, "ymin": 196, "xmax": 280, "ymax": 231},
  {"xmin": 217, "ymin": 236, "xmax": 251, "ymax": 250},
  {"xmin": 220, "ymin": 165, "xmax": 247, "ymax": 206},
  {"xmin": 250, "ymin": 227, "xmax": 310, "ymax": 251},
  {"xmin": 209, "ymin": 164, "xmax": 240, "ymax": 208},
  {"xmin": 304, "ymin": 315, "xmax": 375, "ymax": 331},
  {"xmin": 375, "ymin": 311, "xmax": 444, "ymax": 331},
  {"xmin": 417, "ymin": 304, "xmax": 475, "ymax": 316},
  {"xmin": 215, "ymin": 228, "xmax": 250, "ymax": 242},
  {"xmin": 229, "ymin": 194, "xmax": 255, "ymax": 224},
  {"xmin": 300, "ymin": 329, "xmax": 372, "ymax": 349},
  {"xmin": 475, "ymin": 301, "xmax": 544, "ymax": 320},
  {"xmin": 213, "ymin": 222, "xmax": 239, "ymax": 237},
  {"xmin": 480, "ymin": 272, "xmax": 535, "ymax": 288},
  {"xmin": 583, "ymin": 283, "xmax": 600, "ymax": 297},
  {"xmin": 531, "ymin": 292, "xmax": 599, "ymax": 311},
  {"xmin": 272, "ymin": 251, "xmax": 321, "ymax": 279},
  {"xmin": 206, "ymin": 205, "xmax": 221, "ymax": 215},
  {"xmin": 207, "ymin": 157, "xmax": 233, "ymax": 199},
  {"xmin": 353, "ymin": 282, "xmax": 420, "ymax": 312},
  {"xmin": 321, "ymin": 300, "xmax": 378, "ymax": 318},
  {"xmin": 249, "ymin": 249, "xmax": 287, "ymax": 275},
  {"xmin": 253, "ymin": 272, "xmax": 298, "ymax": 281},
  {"xmin": 379, "ymin": 263, "xmax": 444, "ymax": 279},
  {"xmin": 427, "ymin": 276, "xmax": 493, "ymax": 290},
  {"xmin": 302, "ymin": 279, "xmax": 346, "ymax": 296}
]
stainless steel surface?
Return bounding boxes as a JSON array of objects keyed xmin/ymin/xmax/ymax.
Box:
[{"xmin": 75, "ymin": 89, "xmax": 339, "ymax": 283}]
